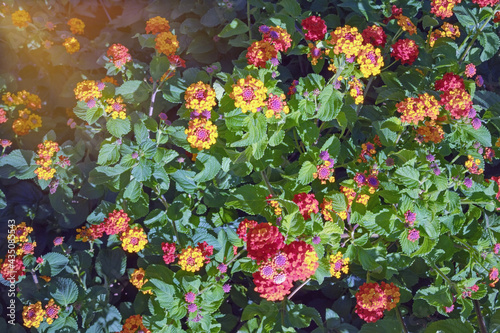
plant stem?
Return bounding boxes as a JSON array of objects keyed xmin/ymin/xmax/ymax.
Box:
[
  {"xmin": 430, "ymin": 262, "xmax": 458, "ymax": 294},
  {"xmin": 288, "ymin": 278, "xmax": 311, "ymax": 300},
  {"xmin": 149, "ymin": 81, "xmax": 158, "ymax": 117},
  {"xmin": 98, "ymin": 0, "xmax": 112, "ymax": 22},
  {"xmin": 450, "ymin": 153, "xmax": 461, "ymax": 164},
  {"xmin": 356, "ymin": 76, "xmax": 374, "ymax": 116},
  {"xmin": 293, "ymin": 129, "xmax": 305, "ymax": 154},
  {"xmin": 473, "ymin": 300, "xmax": 488, "ymax": 333},
  {"xmin": 156, "ymin": 186, "xmax": 182, "ymax": 246},
  {"xmin": 396, "ymin": 306, "xmax": 409, "ymax": 333},
  {"xmin": 459, "ymin": 4, "xmax": 499, "ymax": 63},
  {"xmin": 261, "ymin": 170, "xmax": 275, "ymax": 196},
  {"xmin": 247, "ymin": 0, "xmax": 252, "ymax": 41},
  {"xmin": 226, "ymin": 250, "xmax": 244, "ymax": 266}
]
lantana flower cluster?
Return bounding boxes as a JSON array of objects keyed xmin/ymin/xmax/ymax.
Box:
[
  {"xmin": 22, "ymin": 299, "xmax": 60, "ymax": 328},
  {"xmin": 237, "ymin": 220, "xmax": 319, "ymax": 301},
  {"xmin": 313, "ymin": 151, "xmax": 336, "ymax": 184},
  {"xmin": 161, "ymin": 241, "xmax": 213, "ymax": 272},
  {"xmin": 1, "ymin": 90, "xmax": 43, "ymax": 136},
  {"xmin": 355, "ymin": 281, "xmax": 401, "ymax": 323},
  {"xmin": 76, "ymin": 210, "xmax": 148, "ymax": 253}
]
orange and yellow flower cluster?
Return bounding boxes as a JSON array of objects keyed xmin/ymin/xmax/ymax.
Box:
[
  {"xmin": 431, "ymin": 0, "xmax": 461, "ymax": 19},
  {"xmin": 2, "ymin": 90, "xmax": 43, "ymax": 136},
  {"xmin": 185, "ymin": 118, "xmax": 218, "ymax": 150},
  {"xmin": 130, "ymin": 268, "xmax": 153, "ymax": 294},
  {"xmin": 355, "ymin": 282, "xmax": 400, "ymax": 323},
  {"xmin": 429, "ymin": 23, "xmax": 460, "ymax": 47},
  {"xmin": 396, "ymin": 93, "xmax": 440, "ymax": 125},
  {"xmin": 76, "ymin": 209, "xmax": 147, "ymax": 253},
  {"xmin": 465, "ymin": 155, "xmax": 484, "ymax": 175},
  {"xmin": 231, "ymin": 75, "xmax": 268, "ymax": 113},
  {"xmin": 120, "ymin": 315, "xmax": 151, "ymax": 333},
  {"xmin": 34, "ymin": 141, "xmax": 61, "ymax": 181},
  {"xmin": 161, "ymin": 241, "xmax": 213, "ymax": 272},
  {"xmin": 330, "ymin": 252, "xmax": 349, "ymax": 278},
  {"xmin": 67, "ymin": 18, "xmax": 85, "ymax": 35},
  {"xmin": 11, "ymin": 9, "xmax": 31, "ymax": 28},
  {"xmin": 105, "ymin": 96, "xmax": 127, "ymax": 119}
]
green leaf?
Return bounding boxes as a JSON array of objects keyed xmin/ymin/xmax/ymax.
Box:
[
  {"xmin": 40, "ymin": 252, "xmax": 69, "ymax": 277},
  {"xmin": 395, "ymin": 166, "xmax": 420, "ymax": 188},
  {"xmin": 399, "ymin": 230, "xmax": 420, "ymax": 255},
  {"xmin": 269, "ymin": 129, "xmax": 285, "ymax": 147},
  {"xmin": 422, "ymin": 15, "xmax": 439, "ymax": 29},
  {"xmin": 107, "ymin": 118, "xmax": 131, "ymax": 137},
  {"xmin": 424, "ymin": 319, "xmax": 474, "ymax": 333},
  {"xmin": 132, "ymin": 159, "xmax": 152, "ymax": 182},
  {"xmin": 226, "ymin": 184, "xmax": 269, "ymax": 215},
  {"xmin": 97, "ymin": 143, "xmax": 120, "ymax": 166},
  {"xmin": 329, "ymin": 193, "xmax": 347, "ymax": 212},
  {"xmin": 232, "ymin": 113, "xmax": 267, "ymax": 147},
  {"xmin": 187, "ymin": 35, "xmax": 215, "ymax": 54},
  {"xmin": 416, "ymin": 285, "xmax": 453, "ymax": 307},
  {"xmin": 86, "ymin": 107, "xmax": 104, "ymax": 124},
  {"xmin": 171, "ymin": 170, "xmax": 197, "ymax": 193},
  {"xmin": 279, "ymin": 0, "xmax": 301, "ymax": 17},
  {"xmin": 218, "ymin": 18, "xmax": 249, "ymax": 38},
  {"xmin": 200, "ymin": 7, "xmax": 222, "ymax": 27},
  {"xmin": 478, "ymin": 31, "xmax": 500, "ymax": 62},
  {"xmin": 194, "ymin": 152, "xmax": 221, "ymax": 182},
  {"xmin": 116, "ymin": 80, "xmax": 149, "ymax": 104},
  {"xmin": 50, "ymin": 278, "xmax": 78, "ymax": 307},
  {"xmin": 297, "ymin": 121, "xmax": 319, "ymax": 147},
  {"xmin": 317, "ymin": 85, "xmax": 342, "ymax": 121},
  {"xmin": 150, "ymin": 55, "xmax": 170, "ymax": 81},
  {"xmin": 95, "ymin": 248, "xmax": 126, "ymax": 282},
  {"xmin": 123, "ymin": 179, "xmax": 142, "ymax": 202},
  {"xmin": 463, "ymin": 124, "xmax": 491, "ymax": 147},
  {"xmin": 359, "ymin": 318, "xmax": 403, "ymax": 333},
  {"xmin": 298, "ymin": 161, "xmax": 316, "ymax": 185}
]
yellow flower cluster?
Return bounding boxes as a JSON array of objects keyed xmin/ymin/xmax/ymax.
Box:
[
  {"xmin": 13, "ymin": 222, "xmax": 33, "ymax": 243},
  {"xmin": 22, "ymin": 302, "xmax": 44, "ymax": 328},
  {"xmin": 465, "ymin": 155, "xmax": 484, "ymax": 175},
  {"xmin": 34, "ymin": 140, "xmax": 60, "ymax": 180},
  {"xmin": 2, "ymin": 90, "xmax": 41, "ymax": 110},
  {"xmin": 12, "ymin": 9, "xmax": 31, "ymax": 28},
  {"xmin": 178, "ymin": 246, "xmax": 205, "ymax": 272},
  {"xmin": 396, "ymin": 93, "xmax": 440, "ymax": 125},
  {"xmin": 330, "ymin": 252, "xmax": 349, "ymax": 278},
  {"xmin": 327, "ymin": 25, "xmax": 364, "ymax": 58},
  {"xmin": 67, "ymin": 18, "xmax": 85, "ymax": 35},
  {"xmin": 105, "ymin": 96, "xmax": 127, "ymax": 119},
  {"xmin": 120, "ymin": 227, "xmax": 148, "ymax": 253},
  {"xmin": 185, "ymin": 118, "xmax": 218, "ymax": 150},
  {"xmin": 429, "ymin": 23, "xmax": 460, "ymax": 47},
  {"xmin": 184, "ymin": 81, "xmax": 217, "ymax": 111},
  {"xmin": 130, "ymin": 268, "xmax": 153, "ymax": 294},
  {"xmin": 63, "ymin": 37, "xmax": 80, "ymax": 54},
  {"xmin": 12, "ymin": 109, "xmax": 42, "ymax": 136},
  {"xmin": 74, "ymin": 80, "xmax": 102, "ymax": 103},
  {"xmin": 155, "ymin": 31, "xmax": 178, "ymax": 56},
  {"xmin": 357, "ymin": 44, "xmax": 384, "ymax": 78},
  {"xmin": 348, "ymin": 77, "xmax": 364, "ymax": 104},
  {"xmin": 304, "ymin": 248, "xmax": 319, "ymax": 273},
  {"xmin": 230, "ymin": 75, "xmax": 267, "ymax": 113}
]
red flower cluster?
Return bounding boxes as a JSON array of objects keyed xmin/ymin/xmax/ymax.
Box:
[
  {"xmin": 361, "ymin": 25, "xmax": 387, "ymax": 47},
  {"xmin": 293, "ymin": 193, "xmax": 319, "ymax": 220},
  {"xmin": 301, "ymin": 16, "xmax": 327, "ymax": 41},
  {"xmin": 355, "ymin": 282, "xmax": 401, "ymax": 323},
  {"xmin": 161, "ymin": 242, "xmax": 176, "ymax": 264},
  {"xmin": 246, "ymin": 223, "xmax": 285, "ymax": 262},
  {"xmin": 261, "ymin": 26, "xmax": 292, "ymax": 52},
  {"xmin": 439, "ymin": 88, "xmax": 473, "ymax": 119},
  {"xmin": 238, "ymin": 221, "xmax": 319, "ymax": 301},
  {"xmin": 102, "ymin": 209, "xmax": 131, "ymax": 235},
  {"xmin": 196, "ymin": 241, "xmax": 214, "ymax": 264},
  {"xmin": 107, "ymin": 44, "xmax": 132, "ymax": 69},
  {"xmin": 472, "ymin": 0, "xmax": 499, "ymax": 7},
  {"xmin": 391, "ymin": 39, "xmax": 419, "ymax": 65},
  {"xmin": 431, "ymin": 0, "xmax": 461, "ymax": 19},
  {"xmin": 435, "ymin": 73, "xmax": 465, "ymax": 92},
  {"xmin": 236, "ymin": 218, "xmax": 259, "ymax": 242}
]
